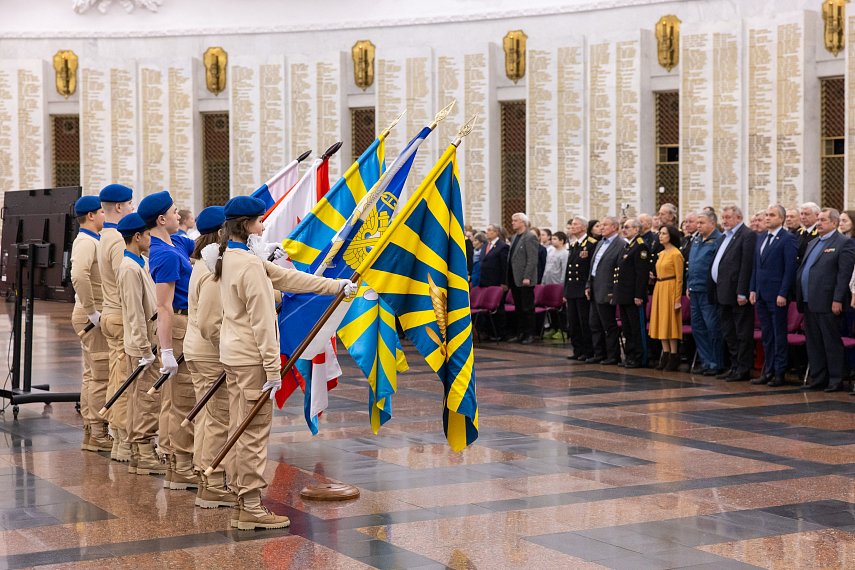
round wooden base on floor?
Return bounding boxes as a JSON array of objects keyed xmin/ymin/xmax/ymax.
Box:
[{"xmin": 300, "ymin": 483, "xmax": 360, "ymax": 501}]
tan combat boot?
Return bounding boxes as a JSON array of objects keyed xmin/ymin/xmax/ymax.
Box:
[
  {"xmin": 87, "ymin": 423, "xmax": 113, "ymax": 452},
  {"xmin": 115, "ymin": 428, "xmax": 131, "ymax": 463},
  {"xmin": 231, "ymin": 505, "xmax": 240, "ymax": 529},
  {"xmin": 161, "ymin": 453, "xmax": 173, "ymax": 488},
  {"xmin": 81, "ymin": 424, "xmax": 91, "ymax": 451},
  {"xmin": 169, "ymin": 453, "xmax": 199, "ymax": 490},
  {"xmin": 237, "ymin": 490, "xmax": 290, "ymax": 531},
  {"xmin": 195, "ymin": 472, "xmax": 239, "ymax": 508},
  {"xmin": 136, "ymin": 442, "xmax": 166, "ymax": 475},
  {"xmin": 128, "ymin": 443, "xmax": 139, "ymax": 474},
  {"xmin": 110, "ymin": 427, "xmax": 119, "ymax": 460}
]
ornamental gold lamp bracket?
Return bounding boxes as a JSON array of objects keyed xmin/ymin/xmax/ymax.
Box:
[
  {"xmin": 823, "ymin": 0, "xmax": 848, "ymax": 57},
  {"xmin": 352, "ymin": 40, "xmax": 376, "ymax": 90},
  {"xmin": 203, "ymin": 47, "xmax": 228, "ymax": 95},
  {"xmin": 655, "ymin": 15, "xmax": 680, "ymax": 72},
  {"xmin": 53, "ymin": 50, "xmax": 78, "ymax": 98},
  {"xmin": 502, "ymin": 30, "xmax": 527, "ymax": 83}
]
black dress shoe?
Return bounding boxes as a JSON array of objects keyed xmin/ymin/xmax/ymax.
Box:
[
  {"xmin": 750, "ymin": 377, "xmax": 770, "ymax": 385},
  {"xmin": 690, "ymin": 365, "xmax": 705, "ymax": 375},
  {"xmin": 504, "ymin": 335, "xmax": 522, "ymax": 343},
  {"xmin": 800, "ymin": 380, "xmax": 827, "ymax": 391},
  {"xmin": 725, "ymin": 371, "xmax": 751, "ymax": 382},
  {"xmin": 703, "ymin": 368, "xmax": 723, "ymax": 376},
  {"xmin": 768, "ymin": 375, "xmax": 785, "ymax": 387},
  {"xmin": 716, "ymin": 369, "xmax": 734, "ymax": 379},
  {"xmin": 519, "ymin": 335, "xmax": 534, "ymax": 345},
  {"xmin": 601, "ymin": 358, "xmax": 620, "ymax": 366},
  {"xmin": 624, "ymin": 360, "xmax": 641, "ymax": 369},
  {"xmin": 824, "ymin": 384, "xmax": 844, "ymax": 393},
  {"xmin": 585, "ymin": 356, "xmax": 604, "ymax": 364}
]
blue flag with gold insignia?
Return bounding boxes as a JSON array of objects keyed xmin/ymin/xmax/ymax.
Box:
[{"xmin": 357, "ymin": 144, "xmax": 478, "ymax": 451}]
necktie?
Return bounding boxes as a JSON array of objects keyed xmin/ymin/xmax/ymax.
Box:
[
  {"xmin": 761, "ymin": 232, "xmax": 773, "ymax": 256},
  {"xmin": 485, "ymin": 242, "xmax": 491, "ymax": 256}
]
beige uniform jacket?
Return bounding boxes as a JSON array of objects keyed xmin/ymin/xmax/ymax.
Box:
[
  {"xmin": 117, "ymin": 254, "xmax": 157, "ymax": 358},
  {"xmin": 99, "ymin": 227, "xmax": 126, "ymax": 316},
  {"xmin": 184, "ymin": 261, "xmax": 220, "ymax": 362},
  {"xmin": 219, "ymin": 248, "xmax": 340, "ymax": 378},
  {"xmin": 70, "ymin": 232, "xmax": 103, "ymax": 313}
]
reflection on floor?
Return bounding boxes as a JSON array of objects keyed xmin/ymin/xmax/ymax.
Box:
[{"xmin": 0, "ymin": 302, "xmax": 854, "ymax": 569}]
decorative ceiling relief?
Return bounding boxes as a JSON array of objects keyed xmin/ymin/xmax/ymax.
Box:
[{"xmin": 72, "ymin": 0, "xmax": 162, "ymax": 15}]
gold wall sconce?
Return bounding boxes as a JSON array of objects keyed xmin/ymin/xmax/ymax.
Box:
[
  {"xmin": 203, "ymin": 47, "xmax": 228, "ymax": 95},
  {"xmin": 352, "ymin": 40, "xmax": 376, "ymax": 90},
  {"xmin": 503, "ymin": 30, "xmax": 527, "ymax": 83},
  {"xmin": 53, "ymin": 50, "xmax": 78, "ymax": 98},
  {"xmin": 655, "ymin": 15, "xmax": 681, "ymax": 72},
  {"xmin": 823, "ymin": 0, "xmax": 848, "ymax": 57}
]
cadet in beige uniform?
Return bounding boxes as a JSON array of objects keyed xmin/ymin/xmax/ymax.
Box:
[
  {"xmin": 138, "ymin": 191, "xmax": 198, "ymax": 491},
  {"xmin": 116, "ymin": 213, "xmax": 164, "ymax": 476},
  {"xmin": 97, "ymin": 184, "xmax": 136, "ymax": 463},
  {"xmin": 70, "ymin": 196, "xmax": 111, "ymax": 452},
  {"xmin": 214, "ymin": 196, "xmax": 353, "ymax": 531},
  {"xmin": 183, "ymin": 206, "xmax": 237, "ymax": 508}
]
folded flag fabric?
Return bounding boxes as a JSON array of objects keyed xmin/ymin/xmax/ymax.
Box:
[{"xmin": 251, "ymin": 158, "xmax": 302, "ymax": 211}]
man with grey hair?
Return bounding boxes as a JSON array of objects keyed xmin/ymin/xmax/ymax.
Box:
[
  {"xmin": 506, "ymin": 212, "xmax": 539, "ymax": 344},
  {"xmin": 749, "ymin": 204, "xmax": 798, "ymax": 387},
  {"xmin": 710, "ymin": 204, "xmax": 757, "ymax": 381},
  {"xmin": 658, "ymin": 203, "xmax": 678, "ymax": 227},
  {"xmin": 688, "ymin": 211, "xmax": 724, "ymax": 375},
  {"xmin": 613, "ymin": 217, "xmax": 650, "ymax": 368},
  {"xmin": 797, "ymin": 201, "xmax": 821, "ymax": 262},
  {"xmin": 564, "ymin": 216, "xmax": 597, "ymax": 360},
  {"xmin": 585, "ymin": 216, "xmax": 624, "ymax": 364},
  {"xmin": 638, "ymin": 213, "xmax": 658, "ymax": 253},
  {"xmin": 796, "ymin": 208, "xmax": 855, "ymax": 391}
]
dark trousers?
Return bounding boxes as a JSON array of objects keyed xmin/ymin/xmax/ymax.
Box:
[
  {"xmin": 804, "ymin": 310, "xmax": 846, "ymax": 387},
  {"xmin": 566, "ymin": 296, "xmax": 593, "ymax": 358},
  {"xmin": 690, "ymin": 292, "xmax": 723, "ymax": 370},
  {"xmin": 756, "ymin": 298, "xmax": 788, "ymax": 375},
  {"xmin": 590, "ymin": 301, "xmax": 620, "ymax": 360},
  {"xmin": 619, "ymin": 303, "xmax": 646, "ymax": 364},
  {"xmin": 510, "ymin": 284, "xmax": 535, "ymax": 338},
  {"xmin": 718, "ymin": 303, "xmax": 754, "ymax": 374}
]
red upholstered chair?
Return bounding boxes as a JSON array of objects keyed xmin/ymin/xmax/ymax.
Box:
[
  {"xmin": 785, "ymin": 302, "xmax": 808, "ymax": 384},
  {"xmin": 470, "ymin": 286, "xmax": 505, "ymax": 342},
  {"xmin": 504, "ymin": 289, "xmax": 515, "ymax": 314},
  {"xmin": 534, "ymin": 284, "xmax": 566, "ymax": 341}
]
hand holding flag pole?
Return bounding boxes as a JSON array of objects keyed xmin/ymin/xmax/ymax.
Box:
[
  {"xmin": 204, "ymin": 109, "xmax": 471, "ymax": 478},
  {"xmin": 98, "ymin": 347, "xmax": 158, "ymax": 415}
]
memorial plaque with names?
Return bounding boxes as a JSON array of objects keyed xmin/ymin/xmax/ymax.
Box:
[
  {"xmin": 290, "ymin": 58, "xmax": 315, "ymax": 166},
  {"xmin": 0, "ymin": 65, "xmax": 19, "ymax": 194},
  {"xmin": 747, "ymin": 25, "xmax": 776, "ymax": 213},
  {"xmin": 316, "ymin": 59, "xmax": 341, "ymax": 181},
  {"xmin": 527, "ymin": 49, "xmax": 557, "ymax": 229},
  {"xmin": 259, "ymin": 61, "xmax": 286, "ymax": 183},
  {"xmin": 111, "ymin": 66, "xmax": 138, "ymax": 191},
  {"xmin": 463, "ymin": 51, "xmax": 490, "ymax": 230},
  {"xmin": 16, "ymin": 63, "xmax": 45, "ymax": 193},
  {"xmin": 436, "ymin": 53, "xmax": 466, "ymax": 209},
  {"xmin": 776, "ymin": 20, "xmax": 803, "ymax": 208},
  {"xmin": 588, "ymin": 42, "xmax": 615, "ymax": 219},
  {"xmin": 615, "ymin": 39, "xmax": 641, "ymax": 214},
  {"xmin": 680, "ymin": 32, "xmax": 712, "ymax": 213},
  {"xmin": 557, "ymin": 44, "xmax": 585, "ymax": 222},
  {"xmin": 140, "ymin": 65, "xmax": 168, "ymax": 197},
  {"xmin": 230, "ymin": 60, "xmax": 260, "ymax": 196},
  {"xmin": 712, "ymin": 31, "xmax": 741, "ymax": 206},
  {"xmin": 167, "ymin": 63, "xmax": 194, "ymax": 208}
]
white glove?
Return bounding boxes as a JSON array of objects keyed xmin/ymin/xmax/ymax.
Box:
[
  {"xmin": 159, "ymin": 348, "xmax": 179, "ymax": 378},
  {"xmin": 338, "ymin": 279, "xmax": 358, "ymax": 298},
  {"xmin": 247, "ymin": 234, "xmax": 274, "ymax": 261},
  {"xmin": 262, "ymin": 375, "xmax": 281, "ymax": 402},
  {"xmin": 200, "ymin": 243, "xmax": 221, "ymax": 273},
  {"xmin": 266, "ymin": 244, "xmax": 286, "ymax": 261},
  {"xmin": 88, "ymin": 311, "xmax": 101, "ymax": 328},
  {"xmin": 138, "ymin": 352, "xmax": 156, "ymax": 368}
]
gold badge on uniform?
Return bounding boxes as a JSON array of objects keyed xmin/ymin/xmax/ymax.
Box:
[{"xmin": 640, "ymin": 250, "xmax": 649, "ymax": 259}]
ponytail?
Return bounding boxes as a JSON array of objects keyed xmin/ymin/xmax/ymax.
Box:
[{"xmin": 213, "ymin": 216, "xmax": 254, "ymax": 281}]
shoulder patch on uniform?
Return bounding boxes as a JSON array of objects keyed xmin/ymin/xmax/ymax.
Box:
[
  {"xmin": 640, "ymin": 250, "xmax": 649, "ymax": 259},
  {"xmin": 636, "ymin": 237, "xmax": 644, "ymax": 245},
  {"xmin": 588, "ymin": 237, "xmax": 598, "ymax": 244}
]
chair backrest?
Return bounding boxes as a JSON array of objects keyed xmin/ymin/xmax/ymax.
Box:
[
  {"xmin": 479, "ymin": 286, "xmax": 505, "ymax": 312},
  {"xmin": 469, "ymin": 286, "xmax": 484, "ymax": 310},
  {"xmin": 681, "ymin": 296, "xmax": 691, "ymax": 324},
  {"xmin": 786, "ymin": 301, "xmax": 803, "ymax": 333},
  {"xmin": 505, "ymin": 289, "xmax": 514, "ymax": 305},
  {"xmin": 645, "ymin": 295, "xmax": 653, "ymax": 320},
  {"xmin": 534, "ymin": 283, "xmax": 564, "ymax": 308},
  {"xmin": 754, "ymin": 306, "xmax": 761, "ymax": 329}
]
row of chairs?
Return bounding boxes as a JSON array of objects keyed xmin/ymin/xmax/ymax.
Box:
[{"xmin": 470, "ymin": 284, "xmax": 565, "ymax": 341}]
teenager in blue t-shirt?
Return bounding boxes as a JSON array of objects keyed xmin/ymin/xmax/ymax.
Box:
[{"xmin": 137, "ymin": 191, "xmax": 198, "ymax": 492}]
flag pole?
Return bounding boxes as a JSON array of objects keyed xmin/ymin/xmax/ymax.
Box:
[
  {"xmin": 204, "ymin": 112, "xmax": 474, "ymax": 479},
  {"xmin": 98, "ymin": 347, "xmax": 157, "ymax": 415}
]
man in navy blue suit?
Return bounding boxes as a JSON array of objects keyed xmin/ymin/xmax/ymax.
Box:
[{"xmin": 749, "ymin": 205, "xmax": 797, "ymax": 387}]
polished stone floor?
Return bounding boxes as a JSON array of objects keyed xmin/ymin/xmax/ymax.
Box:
[{"xmin": 1, "ymin": 302, "xmax": 854, "ymax": 569}]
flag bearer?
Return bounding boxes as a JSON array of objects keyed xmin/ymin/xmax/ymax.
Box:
[
  {"xmin": 213, "ymin": 196, "xmax": 352, "ymax": 530},
  {"xmin": 117, "ymin": 213, "xmax": 164, "ymax": 476},
  {"xmin": 70, "ymin": 196, "xmax": 111, "ymax": 452},
  {"xmin": 183, "ymin": 206, "xmax": 238, "ymax": 508},
  {"xmin": 97, "ymin": 184, "xmax": 135, "ymax": 463},
  {"xmin": 137, "ymin": 191, "xmax": 198, "ymax": 491}
]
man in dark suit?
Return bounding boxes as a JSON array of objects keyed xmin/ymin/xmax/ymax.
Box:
[
  {"xmin": 478, "ymin": 224, "xmax": 509, "ymax": 340},
  {"xmin": 613, "ymin": 218, "xmax": 650, "ymax": 368},
  {"xmin": 796, "ymin": 208, "xmax": 855, "ymax": 391},
  {"xmin": 585, "ymin": 216, "xmax": 624, "ymax": 364},
  {"xmin": 749, "ymin": 205, "xmax": 798, "ymax": 387},
  {"xmin": 796, "ymin": 202, "xmax": 820, "ymax": 263},
  {"xmin": 564, "ymin": 217, "xmax": 596, "ymax": 360},
  {"xmin": 709, "ymin": 205, "xmax": 757, "ymax": 381},
  {"xmin": 507, "ymin": 213, "xmax": 540, "ymax": 344}
]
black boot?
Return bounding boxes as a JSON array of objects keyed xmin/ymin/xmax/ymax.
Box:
[
  {"xmin": 655, "ymin": 352, "xmax": 668, "ymax": 370},
  {"xmin": 665, "ymin": 353, "xmax": 681, "ymax": 371}
]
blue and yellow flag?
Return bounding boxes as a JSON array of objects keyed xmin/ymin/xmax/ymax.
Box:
[{"xmin": 358, "ymin": 144, "xmax": 478, "ymax": 451}]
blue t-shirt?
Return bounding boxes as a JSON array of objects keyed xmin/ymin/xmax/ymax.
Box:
[{"xmin": 149, "ymin": 235, "xmax": 193, "ymax": 310}]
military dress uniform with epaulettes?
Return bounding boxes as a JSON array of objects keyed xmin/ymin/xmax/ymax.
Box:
[
  {"xmin": 564, "ymin": 235, "xmax": 597, "ymax": 360},
  {"xmin": 797, "ymin": 225, "xmax": 818, "ymax": 264},
  {"xmin": 612, "ymin": 237, "xmax": 651, "ymax": 367}
]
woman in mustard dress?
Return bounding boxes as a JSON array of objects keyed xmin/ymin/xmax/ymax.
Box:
[{"xmin": 649, "ymin": 225, "xmax": 684, "ymax": 371}]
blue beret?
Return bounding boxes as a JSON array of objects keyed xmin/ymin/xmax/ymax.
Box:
[
  {"xmin": 196, "ymin": 206, "xmax": 225, "ymax": 235},
  {"xmin": 75, "ymin": 196, "xmax": 102, "ymax": 216},
  {"xmin": 224, "ymin": 196, "xmax": 266, "ymax": 219},
  {"xmin": 117, "ymin": 213, "xmax": 147, "ymax": 237},
  {"xmin": 99, "ymin": 184, "xmax": 134, "ymax": 203},
  {"xmin": 138, "ymin": 191, "xmax": 174, "ymax": 225}
]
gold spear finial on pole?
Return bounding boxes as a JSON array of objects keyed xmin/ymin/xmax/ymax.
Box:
[
  {"xmin": 379, "ymin": 109, "xmax": 406, "ymax": 139},
  {"xmin": 452, "ymin": 114, "xmax": 478, "ymax": 147},
  {"xmin": 430, "ymin": 100, "xmax": 456, "ymax": 129}
]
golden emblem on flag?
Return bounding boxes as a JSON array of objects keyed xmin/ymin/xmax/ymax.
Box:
[
  {"xmin": 342, "ymin": 206, "xmax": 391, "ymax": 270},
  {"xmin": 425, "ymin": 273, "xmax": 448, "ymax": 359}
]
